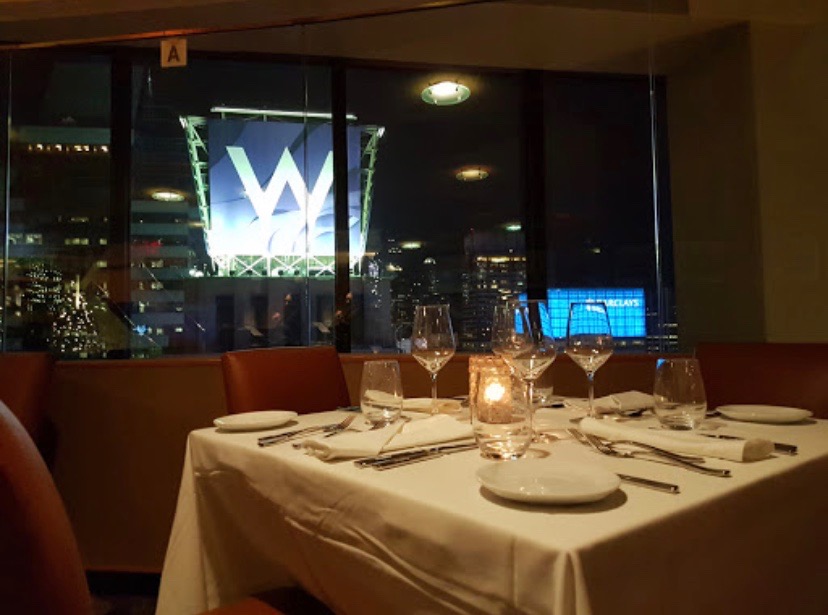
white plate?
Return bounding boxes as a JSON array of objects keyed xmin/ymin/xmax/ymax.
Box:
[
  {"xmin": 717, "ymin": 405, "xmax": 812, "ymax": 424},
  {"xmin": 476, "ymin": 459, "xmax": 620, "ymax": 505},
  {"xmin": 214, "ymin": 410, "xmax": 298, "ymax": 432}
]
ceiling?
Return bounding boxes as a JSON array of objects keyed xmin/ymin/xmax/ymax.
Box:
[{"xmin": 0, "ymin": 0, "xmax": 823, "ymax": 73}]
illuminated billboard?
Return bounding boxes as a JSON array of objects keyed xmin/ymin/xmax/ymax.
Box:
[
  {"xmin": 206, "ymin": 119, "xmax": 365, "ymax": 269},
  {"xmin": 547, "ymin": 288, "xmax": 646, "ymax": 338},
  {"xmin": 518, "ymin": 288, "xmax": 646, "ymax": 338}
]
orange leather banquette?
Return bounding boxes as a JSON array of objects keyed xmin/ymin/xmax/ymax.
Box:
[{"xmin": 695, "ymin": 342, "xmax": 828, "ymax": 418}]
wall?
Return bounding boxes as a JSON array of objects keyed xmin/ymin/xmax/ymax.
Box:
[
  {"xmin": 667, "ymin": 20, "xmax": 828, "ymax": 346},
  {"xmin": 666, "ymin": 24, "xmax": 766, "ymax": 349},
  {"xmin": 48, "ymin": 353, "xmax": 663, "ymax": 572},
  {"xmin": 751, "ymin": 21, "xmax": 828, "ymax": 341}
]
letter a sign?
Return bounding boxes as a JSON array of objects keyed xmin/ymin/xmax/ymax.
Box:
[{"xmin": 161, "ymin": 38, "xmax": 187, "ymax": 68}]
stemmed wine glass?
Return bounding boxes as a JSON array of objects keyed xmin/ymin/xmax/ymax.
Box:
[
  {"xmin": 411, "ymin": 304, "xmax": 456, "ymax": 414},
  {"xmin": 491, "ymin": 299, "xmax": 557, "ymax": 440},
  {"xmin": 565, "ymin": 302, "xmax": 614, "ymax": 418}
]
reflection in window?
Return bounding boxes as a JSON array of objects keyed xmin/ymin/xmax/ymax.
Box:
[
  {"xmin": 347, "ymin": 68, "xmax": 525, "ymax": 353},
  {"xmin": 5, "ymin": 54, "xmax": 112, "ymax": 356}
]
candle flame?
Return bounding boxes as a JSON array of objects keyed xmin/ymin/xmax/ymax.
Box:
[{"xmin": 483, "ymin": 382, "xmax": 506, "ymax": 403}]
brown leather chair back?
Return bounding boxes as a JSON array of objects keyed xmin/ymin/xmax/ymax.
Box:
[
  {"xmin": 695, "ymin": 342, "xmax": 828, "ymax": 418},
  {"xmin": 0, "ymin": 401, "xmax": 92, "ymax": 614},
  {"xmin": 0, "ymin": 403, "xmax": 287, "ymax": 615},
  {"xmin": 0, "ymin": 352, "xmax": 54, "ymax": 444},
  {"xmin": 221, "ymin": 346, "xmax": 350, "ymax": 414}
]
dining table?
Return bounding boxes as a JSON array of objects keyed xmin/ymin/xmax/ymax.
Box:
[{"xmin": 155, "ymin": 407, "xmax": 828, "ymax": 615}]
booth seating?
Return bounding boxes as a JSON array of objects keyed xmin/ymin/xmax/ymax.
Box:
[
  {"xmin": 222, "ymin": 347, "xmax": 350, "ymax": 414},
  {"xmin": 696, "ymin": 342, "xmax": 828, "ymax": 418}
]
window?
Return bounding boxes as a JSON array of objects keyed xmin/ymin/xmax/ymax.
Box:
[
  {"xmin": 346, "ymin": 68, "xmax": 525, "ymax": 353},
  {"xmin": 0, "ymin": 31, "xmax": 676, "ymax": 357}
]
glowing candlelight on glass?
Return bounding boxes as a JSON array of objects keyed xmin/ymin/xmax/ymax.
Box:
[{"xmin": 484, "ymin": 381, "xmax": 506, "ymax": 404}]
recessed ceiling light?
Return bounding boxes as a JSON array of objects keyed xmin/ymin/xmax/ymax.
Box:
[
  {"xmin": 151, "ymin": 190, "xmax": 185, "ymax": 202},
  {"xmin": 421, "ymin": 81, "xmax": 471, "ymax": 106},
  {"xmin": 503, "ymin": 222, "xmax": 522, "ymax": 232},
  {"xmin": 456, "ymin": 167, "xmax": 489, "ymax": 182},
  {"xmin": 400, "ymin": 241, "xmax": 422, "ymax": 250}
]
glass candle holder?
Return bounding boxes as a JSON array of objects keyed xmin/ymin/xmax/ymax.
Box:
[{"xmin": 470, "ymin": 355, "xmax": 531, "ymax": 460}]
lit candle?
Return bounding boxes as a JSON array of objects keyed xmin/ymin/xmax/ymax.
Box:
[
  {"xmin": 470, "ymin": 355, "xmax": 513, "ymax": 424},
  {"xmin": 484, "ymin": 382, "xmax": 506, "ymax": 404}
]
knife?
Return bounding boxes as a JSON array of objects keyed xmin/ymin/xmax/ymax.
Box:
[
  {"xmin": 699, "ymin": 433, "xmax": 797, "ymax": 455},
  {"xmin": 617, "ymin": 474, "xmax": 680, "ymax": 494},
  {"xmin": 258, "ymin": 423, "xmax": 338, "ymax": 446},
  {"xmin": 355, "ymin": 442, "xmax": 478, "ymax": 469}
]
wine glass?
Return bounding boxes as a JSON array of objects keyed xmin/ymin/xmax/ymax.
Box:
[
  {"xmin": 565, "ymin": 302, "xmax": 614, "ymax": 418},
  {"xmin": 411, "ymin": 304, "xmax": 456, "ymax": 414},
  {"xmin": 491, "ymin": 299, "xmax": 557, "ymax": 440}
]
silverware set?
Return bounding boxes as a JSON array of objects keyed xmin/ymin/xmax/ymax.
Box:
[
  {"xmin": 258, "ymin": 415, "xmax": 356, "ymax": 447},
  {"xmin": 567, "ymin": 428, "xmax": 731, "ymax": 477},
  {"xmin": 354, "ymin": 442, "xmax": 478, "ymax": 470}
]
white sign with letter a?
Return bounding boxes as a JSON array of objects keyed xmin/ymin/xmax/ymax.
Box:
[{"xmin": 161, "ymin": 38, "xmax": 187, "ymax": 68}]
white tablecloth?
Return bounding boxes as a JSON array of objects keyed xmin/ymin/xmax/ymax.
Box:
[{"xmin": 156, "ymin": 410, "xmax": 828, "ymax": 615}]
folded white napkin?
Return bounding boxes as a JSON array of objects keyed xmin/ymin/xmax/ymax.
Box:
[
  {"xmin": 303, "ymin": 415, "xmax": 474, "ymax": 461},
  {"xmin": 580, "ymin": 417, "xmax": 774, "ymax": 462},
  {"xmin": 362, "ymin": 392, "xmax": 461, "ymax": 415},
  {"xmin": 565, "ymin": 391, "xmax": 655, "ymax": 415},
  {"xmin": 403, "ymin": 398, "xmax": 463, "ymax": 414}
]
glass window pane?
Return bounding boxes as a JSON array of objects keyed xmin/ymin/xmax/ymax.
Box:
[
  {"xmin": 544, "ymin": 74, "xmax": 673, "ymax": 352},
  {"xmin": 130, "ymin": 56, "xmax": 332, "ymax": 356},
  {"xmin": 346, "ymin": 68, "xmax": 525, "ymax": 353},
  {"xmin": 6, "ymin": 52, "xmax": 111, "ymax": 357}
]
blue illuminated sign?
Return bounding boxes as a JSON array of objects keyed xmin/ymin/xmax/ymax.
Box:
[
  {"xmin": 207, "ymin": 119, "xmax": 363, "ymax": 259},
  {"xmin": 547, "ymin": 288, "xmax": 646, "ymax": 338},
  {"xmin": 517, "ymin": 289, "xmax": 646, "ymax": 338}
]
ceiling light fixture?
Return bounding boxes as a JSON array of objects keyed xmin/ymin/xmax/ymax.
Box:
[
  {"xmin": 421, "ymin": 81, "xmax": 471, "ymax": 106},
  {"xmin": 456, "ymin": 167, "xmax": 489, "ymax": 182},
  {"xmin": 400, "ymin": 241, "xmax": 423, "ymax": 250},
  {"xmin": 151, "ymin": 189, "xmax": 186, "ymax": 202},
  {"xmin": 503, "ymin": 222, "xmax": 522, "ymax": 232}
]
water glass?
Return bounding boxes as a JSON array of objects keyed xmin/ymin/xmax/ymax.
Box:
[
  {"xmin": 360, "ymin": 360, "xmax": 403, "ymax": 426},
  {"xmin": 653, "ymin": 358, "xmax": 707, "ymax": 430},
  {"xmin": 471, "ymin": 359, "xmax": 532, "ymax": 460}
]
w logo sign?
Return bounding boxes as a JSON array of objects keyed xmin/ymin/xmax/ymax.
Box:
[
  {"xmin": 206, "ymin": 119, "xmax": 357, "ymax": 261},
  {"xmin": 227, "ymin": 145, "xmax": 334, "ymax": 236}
]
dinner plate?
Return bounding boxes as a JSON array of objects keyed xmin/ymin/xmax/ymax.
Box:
[
  {"xmin": 214, "ymin": 410, "xmax": 298, "ymax": 432},
  {"xmin": 476, "ymin": 459, "xmax": 620, "ymax": 505},
  {"xmin": 717, "ymin": 405, "xmax": 812, "ymax": 424}
]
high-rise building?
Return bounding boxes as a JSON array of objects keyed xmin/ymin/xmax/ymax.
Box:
[{"xmin": 460, "ymin": 229, "xmax": 527, "ymax": 352}]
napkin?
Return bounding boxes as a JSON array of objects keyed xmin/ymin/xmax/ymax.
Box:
[
  {"xmin": 565, "ymin": 391, "xmax": 655, "ymax": 415},
  {"xmin": 580, "ymin": 417, "xmax": 774, "ymax": 462},
  {"xmin": 362, "ymin": 390, "xmax": 462, "ymax": 414},
  {"xmin": 403, "ymin": 398, "xmax": 463, "ymax": 414},
  {"xmin": 303, "ymin": 415, "xmax": 474, "ymax": 461}
]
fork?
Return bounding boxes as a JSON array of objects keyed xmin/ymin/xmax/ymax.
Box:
[
  {"xmin": 567, "ymin": 428, "xmax": 701, "ymax": 462},
  {"xmin": 321, "ymin": 414, "xmax": 357, "ymax": 437},
  {"xmin": 259, "ymin": 415, "xmax": 355, "ymax": 447},
  {"xmin": 568, "ymin": 429, "xmax": 731, "ymax": 477}
]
